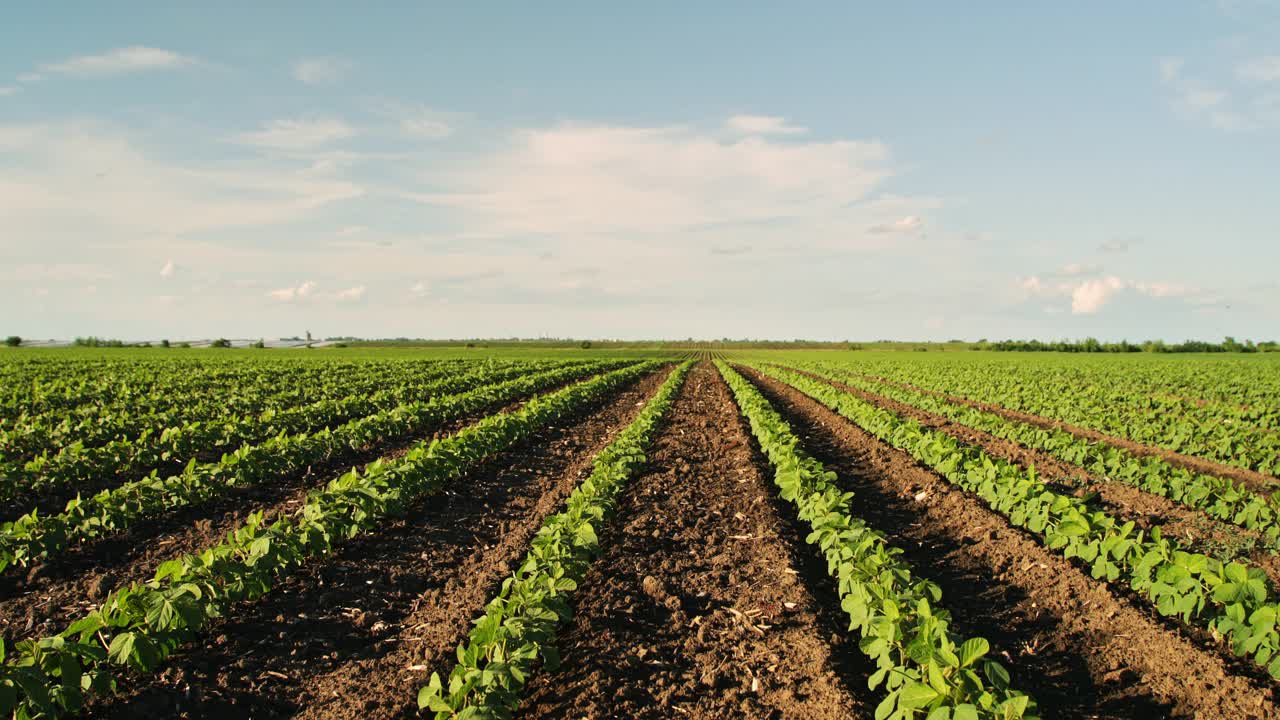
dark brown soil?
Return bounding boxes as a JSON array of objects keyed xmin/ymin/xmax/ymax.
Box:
[
  {"xmin": 740, "ymin": 365, "xmax": 1279, "ymax": 720},
  {"xmin": 518, "ymin": 363, "xmax": 871, "ymax": 720},
  {"xmin": 0, "ymin": 371, "xmax": 608, "ymax": 647},
  {"xmin": 870, "ymin": 375, "xmax": 1280, "ymax": 491},
  {"xmin": 785, "ymin": 368, "xmax": 1276, "ymax": 577},
  {"xmin": 89, "ymin": 367, "xmax": 669, "ymax": 720}
]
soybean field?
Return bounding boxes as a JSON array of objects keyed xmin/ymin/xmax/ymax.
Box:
[{"xmin": 1, "ymin": 347, "xmax": 1279, "ymax": 719}]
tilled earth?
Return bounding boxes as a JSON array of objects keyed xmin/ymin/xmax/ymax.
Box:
[
  {"xmin": 519, "ymin": 363, "xmax": 869, "ymax": 720},
  {"xmin": 13, "ymin": 359, "xmax": 1278, "ymax": 720}
]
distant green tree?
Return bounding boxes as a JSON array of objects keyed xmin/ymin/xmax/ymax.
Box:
[
  {"xmin": 160, "ymin": 339, "xmax": 171, "ymax": 348},
  {"xmin": 210, "ymin": 338, "xmax": 232, "ymax": 349},
  {"xmin": 252, "ymin": 339, "xmax": 265, "ymax": 349},
  {"xmin": 580, "ymin": 340, "xmax": 593, "ymax": 349},
  {"xmin": 4, "ymin": 336, "xmax": 21, "ymax": 347}
]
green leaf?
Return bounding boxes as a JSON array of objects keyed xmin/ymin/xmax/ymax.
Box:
[
  {"xmin": 959, "ymin": 637, "xmax": 989, "ymax": 668},
  {"xmin": 898, "ymin": 680, "xmax": 941, "ymax": 709},
  {"xmin": 106, "ymin": 632, "xmax": 137, "ymax": 666}
]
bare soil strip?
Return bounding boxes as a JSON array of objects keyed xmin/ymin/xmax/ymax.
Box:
[
  {"xmin": 90, "ymin": 368, "xmax": 667, "ymax": 720},
  {"xmin": 741, "ymin": 366, "xmax": 1280, "ymax": 720},
  {"xmin": 867, "ymin": 373, "xmax": 1279, "ymax": 490},
  {"xmin": 789, "ymin": 368, "xmax": 1275, "ymax": 573},
  {"xmin": 518, "ymin": 363, "xmax": 871, "ymax": 720},
  {"xmin": 0, "ymin": 372, "xmax": 612, "ymax": 647}
]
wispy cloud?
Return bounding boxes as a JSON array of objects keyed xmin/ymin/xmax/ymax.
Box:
[
  {"xmin": 268, "ymin": 281, "xmax": 318, "ymax": 302},
  {"xmin": 1238, "ymin": 56, "xmax": 1280, "ymax": 83},
  {"xmin": 1057, "ymin": 262, "xmax": 1102, "ymax": 277},
  {"xmin": 867, "ymin": 216, "xmax": 923, "ymax": 234},
  {"xmin": 159, "ymin": 259, "xmax": 176, "ymax": 278},
  {"xmin": 41, "ymin": 46, "xmax": 196, "ymax": 76},
  {"xmin": 1099, "ymin": 237, "xmax": 1140, "ymax": 254},
  {"xmin": 335, "ymin": 285, "xmax": 367, "ymax": 302},
  {"xmin": 292, "ymin": 57, "xmax": 350, "ymax": 86},
  {"xmin": 402, "ymin": 119, "xmax": 915, "ymax": 251},
  {"xmin": 1, "ymin": 121, "xmax": 364, "ymax": 235},
  {"xmin": 726, "ymin": 115, "xmax": 808, "ymax": 135},
  {"xmin": 400, "ymin": 113, "xmax": 453, "ymax": 139},
  {"xmin": 235, "ymin": 117, "xmax": 357, "ymax": 150},
  {"xmin": 370, "ymin": 101, "xmax": 458, "ymax": 139},
  {"xmin": 0, "ymin": 86, "xmax": 17, "ymax": 97},
  {"xmin": 1158, "ymin": 56, "xmax": 1272, "ymax": 131}
]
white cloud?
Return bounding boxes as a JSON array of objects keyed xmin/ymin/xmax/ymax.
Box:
[
  {"xmin": 868, "ymin": 216, "xmax": 923, "ymax": 234},
  {"xmin": 1209, "ymin": 110, "xmax": 1260, "ymax": 131},
  {"xmin": 1238, "ymin": 56, "xmax": 1280, "ymax": 83},
  {"xmin": 404, "ymin": 120, "xmax": 904, "ymax": 247},
  {"xmin": 1135, "ymin": 281, "xmax": 1196, "ymax": 298},
  {"xmin": 235, "ymin": 118, "xmax": 357, "ymax": 150},
  {"xmin": 41, "ymin": 46, "xmax": 196, "ymax": 76},
  {"xmin": 1159, "ymin": 57, "xmax": 1274, "ymax": 131},
  {"xmin": 159, "ymin": 259, "xmax": 176, "ymax": 278},
  {"xmin": 1059, "ymin": 262, "xmax": 1102, "ymax": 276},
  {"xmin": 401, "ymin": 114, "xmax": 453, "ymax": 139},
  {"xmin": 1159, "ymin": 56, "xmax": 1184, "ymax": 83},
  {"xmin": 0, "ymin": 86, "xmax": 17, "ymax": 97},
  {"xmin": 268, "ymin": 280, "xmax": 318, "ymax": 302},
  {"xmin": 1021, "ymin": 271, "xmax": 1208, "ymax": 314},
  {"xmin": 292, "ymin": 57, "xmax": 350, "ymax": 86},
  {"xmin": 1071, "ymin": 276, "xmax": 1126, "ymax": 314},
  {"xmin": 1099, "ymin": 237, "xmax": 1139, "ymax": 253},
  {"xmin": 410, "ymin": 281, "xmax": 430, "ymax": 297},
  {"xmin": 336, "ymin": 285, "xmax": 367, "ymax": 302},
  {"xmin": 1182, "ymin": 87, "xmax": 1227, "ymax": 109},
  {"xmin": 0, "ymin": 121, "xmax": 365, "ymax": 234},
  {"xmin": 369, "ymin": 102, "xmax": 458, "ymax": 139},
  {"xmin": 17, "ymin": 73, "xmax": 42, "ymax": 84},
  {"xmin": 726, "ymin": 115, "xmax": 808, "ymax": 135}
]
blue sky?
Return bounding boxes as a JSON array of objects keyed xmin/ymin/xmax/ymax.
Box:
[{"xmin": 3, "ymin": 2, "xmax": 1278, "ymax": 341}]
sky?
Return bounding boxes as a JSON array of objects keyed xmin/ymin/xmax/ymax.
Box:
[{"xmin": 2, "ymin": 2, "xmax": 1279, "ymax": 342}]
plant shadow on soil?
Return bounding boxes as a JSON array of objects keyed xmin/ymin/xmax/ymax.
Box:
[
  {"xmin": 739, "ymin": 367, "xmax": 1176, "ymax": 720},
  {"xmin": 0, "ymin": 392, "xmax": 557, "ymax": 648},
  {"xmin": 777, "ymin": 367, "xmax": 1280, "ymax": 696},
  {"xmin": 90, "ymin": 372, "xmax": 666, "ymax": 720}
]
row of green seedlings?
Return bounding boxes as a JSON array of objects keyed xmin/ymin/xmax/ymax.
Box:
[
  {"xmin": 0, "ymin": 360, "xmax": 631, "ymax": 575},
  {"xmin": 753, "ymin": 363, "xmax": 1280, "ymax": 679},
  {"xmin": 0, "ymin": 358, "xmax": 480, "ymax": 461},
  {"xmin": 417, "ymin": 360, "xmax": 694, "ymax": 718},
  {"xmin": 0, "ymin": 359, "xmax": 559, "ymax": 492},
  {"xmin": 0, "ymin": 359, "xmax": 579, "ymax": 504},
  {"xmin": 719, "ymin": 362, "xmax": 1037, "ymax": 720},
  {"xmin": 873, "ymin": 363, "xmax": 1280, "ymax": 478},
  {"xmin": 0, "ymin": 361, "xmax": 663, "ymax": 719},
  {"xmin": 1, "ymin": 359, "xmax": 373, "ymax": 424},
  {"xmin": 796, "ymin": 361, "xmax": 1280, "ymax": 549},
  {"xmin": 0, "ymin": 358, "xmax": 480, "ymax": 455}
]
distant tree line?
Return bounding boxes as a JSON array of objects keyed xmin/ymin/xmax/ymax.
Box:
[
  {"xmin": 978, "ymin": 337, "xmax": 1279, "ymax": 353},
  {"xmin": 73, "ymin": 336, "xmax": 129, "ymax": 347}
]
